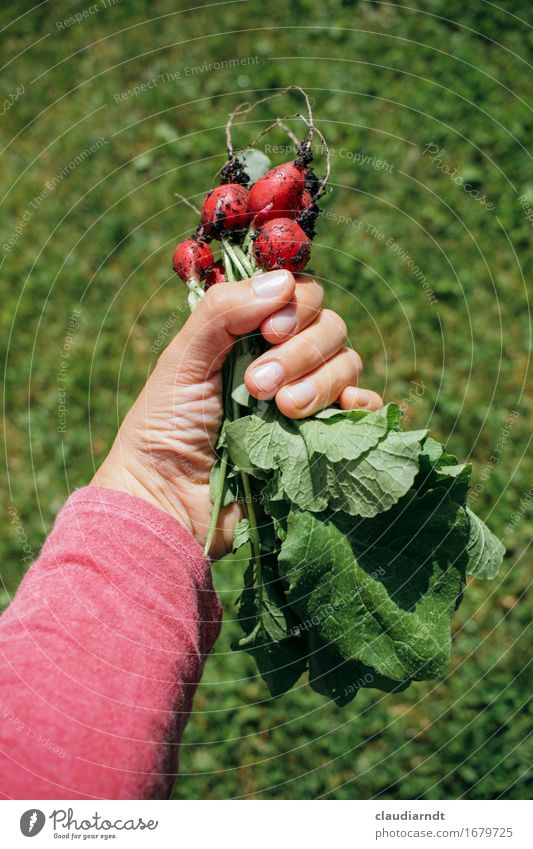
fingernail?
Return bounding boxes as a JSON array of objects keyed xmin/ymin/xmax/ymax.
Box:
[
  {"xmin": 351, "ymin": 388, "xmax": 370, "ymax": 406},
  {"xmin": 252, "ymin": 270, "xmax": 290, "ymax": 298},
  {"xmin": 268, "ymin": 306, "xmax": 297, "ymax": 336},
  {"xmin": 284, "ymin": 380, "xmax": 316, "ymax": 409},
  {"xmin": 252, "ymin": 361, "xmax": 284, "ymax": 393}
]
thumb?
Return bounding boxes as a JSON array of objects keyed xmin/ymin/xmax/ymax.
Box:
[{"xmin": 161, "ymin": 270, "xmax": 295, "ymax": 383}]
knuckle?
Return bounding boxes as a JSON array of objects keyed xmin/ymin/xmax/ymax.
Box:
[
  {"xmin": 312, "ymin": 281, "xmax": 325, "ymax": 309},
  {"xmin": 348, "ymin": 347, "xmax": 364, "ymax": 374},
  {"xmin": 301, "ymin": 275, "xmax": 324, "ymax": 297},
  {"xmin": 323, "ymin": 309, "xmax": 348, "ymax": 342},
  {"xmin": 200, "ymin": 282, "xmax": 231, "ymax": 319},
  {"xmin": 296, "ymin": 276, "xmax": 324, "ymax": 313}
]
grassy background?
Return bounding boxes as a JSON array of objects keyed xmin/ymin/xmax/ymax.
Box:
[{"xmin": 1, "ymin": 0, "xmax": 531, "ymax": 799}]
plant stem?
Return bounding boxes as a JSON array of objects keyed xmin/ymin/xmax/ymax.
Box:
[
  {"xmin": 222, "ymin": 238, "xmax": 250, "ymax": 278},
  {"xmin": 243, "ymin": 238, "xmax": 257, "ymax": 273},
  {"xmin": 231, "ymin": 243, "xmax": 255, "ymax": 276},
  {"xmin": 231, "ymin": 338, "xmax": 262, "ymax": 584},
  {"xmin": 242, "ymin": 228, "xmax": 253, "ymax": 253},
  {"xmin": 203, "ymin": 447, "xmax": 228, "ymax": 557},
  {"xmin": 204, "ymin": 247, "xmax": 236, "ymax": 558},
  {"xmin": 241, "ymin": 466, "xmax": 261, "ymax": 576},
  {"xmin": 223, "ymin": 249, "xmax": 235, "ymax": 282},
  {"xmin": 214, "ymin": 244, "xmax": 262, "ymax": 588}
]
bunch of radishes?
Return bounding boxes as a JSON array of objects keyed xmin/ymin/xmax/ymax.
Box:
[{"xmin": 171, "ymin": 89, "xmax": 328, "ymax": 303}]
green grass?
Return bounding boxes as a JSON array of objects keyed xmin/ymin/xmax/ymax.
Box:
[{"xmin": 1, "ymin": 0, "xmax": 531, "ymax": 800}]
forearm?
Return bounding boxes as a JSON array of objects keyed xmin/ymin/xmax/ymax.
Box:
[{"xmin": 0, "ymin": 487, "xmax": 221, "ymax": 800}]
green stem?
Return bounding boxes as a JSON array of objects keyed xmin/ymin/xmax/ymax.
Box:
[
  {"xmin": 233, "ymin": 336, "xmax": 262, "ymax": 586},
  {"xmin": 214, "ymin": 244, "xmax": 262, "ymax": 587},
  {"xmin": 231, "ymin": 243, "xmax": 255, "ymax": 276},
  {"xmin": 203, "ymin": 447, "xmax": 229, "ymax": 557},
  {"xmin": 242, "ymin": 238, "xmax": 258, "ymax": 275},
  {"xmin": 241, "ymin": 468, "xmax": 261, "ymax": 575},
  {"xmin": 204, "ymin": 246, "xmax": 236, "ymax": 559},
  {"xmin": 222, "ymin": 239, "xmax": 251, "ymax": 278},
  {"xmin": 223, "ymin": 249, "xmax": 235, "ymax": 281},
  {"xmin": 242, "ymin": 228, "xmax": 253, "ymax": 253}
]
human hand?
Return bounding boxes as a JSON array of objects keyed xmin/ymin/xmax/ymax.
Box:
[{"xmin": 92, "ymin": 270, "xmax": 383, "ymax": 558}]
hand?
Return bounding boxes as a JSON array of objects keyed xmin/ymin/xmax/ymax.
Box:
[{"xmin": 92, "ymin": 270, "xmax": 383, "ymax": 558}]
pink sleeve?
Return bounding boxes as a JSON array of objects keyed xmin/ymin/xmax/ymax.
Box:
[{"xmin": 0, "ymin": 486, "xmax": 222, "ymax": 800}]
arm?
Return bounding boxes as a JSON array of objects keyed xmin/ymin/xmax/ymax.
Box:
[
  {"xmin": 0, "ymin": 487, "xmax": 220, "ymax": 799},
  {"xmin": 0, "ymin": 270, "xmax": 382, "ymax": 799}
]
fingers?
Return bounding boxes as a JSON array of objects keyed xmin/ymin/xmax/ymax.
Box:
[
  {"xmin": 158, "ymin": 264, "xmax": 382, "ymax": 419},
  {"xmin": 260, "ymin": 275, "xmax": 324, "ymax": 344},
  {"xmin": 338, "ymin": 386, "xmax": 383, "ymax": 412},
  {"xmin": 160, "ymin": 270, "xmax": 295, "ymax": 383},
  {"xmin": 246, "ymin": 295, "xmax": 383, "ymax": 417},
  {"xmin": 276, "ymin": 349, "xmax": 368, "ymax": 419},
  {"xmin": 245, "ymin": 310, "xmax": 349, "ymax": 399},
  {"xmin": 276, "ymin": 355, "xmax": 383, "ymax": 420}
]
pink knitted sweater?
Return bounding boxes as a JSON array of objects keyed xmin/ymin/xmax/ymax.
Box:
[{"xmin": 0, "ymin": 487, "xmax": 222, "ymax": 799}]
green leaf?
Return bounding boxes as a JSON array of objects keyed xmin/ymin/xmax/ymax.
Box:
[
  {"xmin": 231, "ymin": 382, "xmax": 251, "ymax": 407},
  {"xmin": 279, "ymin": 505, "xmax": 468, "ymax": 682},
  {"xmin": 226, "ymin": 407, "xmax": 325, "ymax": 509},
  {"xmin": 261, "ymin": 471, "xmax": 285, "ymax": 504},
  {"xmin": 224, "ymin": 417, "xmax": 258, "ymax": 474},
  {"xmin": 416, "ymin": 437, "xmax": 471, "ymax": 504},
  {"xmin": 232, "ymin": 518, "xmax": 251, "ymax": 552},
  {"xmin": 230, "ymin": 348, "xmax": 255, "ymax": 409},
  {"xmin": 227, "ymin": 406, "xmax": 427, "ymax": 518},
  {"xmin": 223, "ymin": 401, "xmax": 504, "ymax": 703},
  {"xmin": 325, "ymin": 429, "xmax": 427, "ymax": 517},
  {"xmin": 465, "ymin": 508, "xmax": 505, "ymax": 579},
  {"xmin": 235, "ymin": 559, "xmax": 307, "ymax": 696},
  {"xmin": 242, "ymin": 632, "xmax": 308, "ymax": 698},
  {"xmin": 420, "ymin": 435, "xmax": 466, "ymax": 472},
  {"xmin": 237, "ymin": 148, "xmax": 272, "ymax": 183},
  {"xmin": 298, "ymin": 403, "xmax": 402, "ymax": 463},
  {"xmin": 260, "ymin": 475, "xmax": 289, "ymax": 541},
  {"xmin": 419, "ymin": 435, "xmax": 452, "ymax": 466},
  {"xmin": 314, "ymin": 406, "xmax": 370, "ymax": 420},
  {"xmin": 308, "ymin": 633, "xmax": 410, "ymax": 706}
]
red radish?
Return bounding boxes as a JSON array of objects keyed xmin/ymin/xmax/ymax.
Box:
[
  {"xmin": 172, "ymin": 238, "xmax": 214, "ymax": 282},
  {"xmin": 298, "ymin": 189, "xmax": 315, "ymax": 211},
  {"xmin": 205, "ymin": 260, "xmax": 225, "ymax": 289},
  {"xmin": 201, "ymin": 184, "xmax": 250, "ymax": 235},
  {"xmin": 253, "ymin": 218, "xmax": 311, "ymax": 273},
  {"xmin": 248, "ymin": 162, "xmax": 305, "ymax": 226},
  {"xmin": 296, "ymin": 187, "xmax": 320, "ymax": 239}
]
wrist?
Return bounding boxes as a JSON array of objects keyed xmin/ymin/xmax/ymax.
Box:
[{"xmin": 92, "ymin": 454, "xmax": 195, "ymax": 539}]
